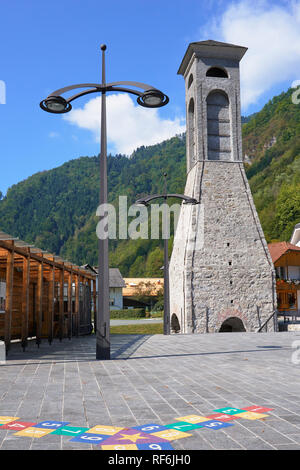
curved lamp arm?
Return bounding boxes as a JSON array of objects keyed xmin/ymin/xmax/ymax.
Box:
[
  {"xmin": 45, "ymin": 80, "xmax": 155, "ymax": 99},
  {"xmin": 135, "ymin": 194, "xmax": 198, "ymax": 206},
  {"xmin": 40, "ymin": 80, "xmax": 169, "ymax": 112}
]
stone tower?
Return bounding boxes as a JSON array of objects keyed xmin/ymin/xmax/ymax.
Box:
[{"xmin": 169, "ymin": 40, "xmax": 277, "ymax": 333}]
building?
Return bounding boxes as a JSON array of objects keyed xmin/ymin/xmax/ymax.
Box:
[
  {"xmin": 268, "ymin": 241, "xmax": 300, "ymax": 315},
  {"xmin": 290, "ymin": 224, "xmax": 300, "ymax": 247},
  {"xmin": 88, "ymin": 266, "xmax": 125, "ymax": 310},
  {"xmin": 169, "ymin": 40, "xmax": 276, "ymax": 334},
  {"xmin": 0, "ymin": 230, "xmax": 96, "ymax": 351},
  {"xmin": 123, "ymin": 278, "xmax": 164, "ymax": 310}
]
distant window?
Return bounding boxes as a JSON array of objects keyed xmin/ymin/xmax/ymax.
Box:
[
  {"xmin": 0, "ymin": 280, "xmax": 5, "ymax": 313},
  {"xmin": 278, "ymin": 267, "xmax": 286, "ymax": 279},
  {"xmin": 206, "ymin": 67, "xmax": 228, "ymax": 78},
  {"xmin": 288, "ymin": 293, "xmax": 296, "ymax": 308},
  {"xmin": 188, "ymin": 74, "xmax": 193, "ymax": 88},
  {"xmin": 188, "ymin": 98, "xmax": 195, "ymax": 166}
]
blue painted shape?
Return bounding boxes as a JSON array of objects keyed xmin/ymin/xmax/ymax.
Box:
[
  {"xmin": 201, "ymin": 420, "xmax": 234, "ymax": 430},
  {"xmin": 33, "ymin": 420, "xmax": 70, "ymax": 429},
  {"xmin": 70, "ymin": 432, "xmax": 109, "ymax": 444},
  {"xmin": 137, "ymin": 442, "xmax": 174, "ymax": 450},
  {"xmin": 132, "ymin": 423, "xmax": 168, "ymax": 433}
]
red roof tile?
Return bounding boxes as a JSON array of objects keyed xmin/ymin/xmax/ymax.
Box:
[{"xmin": 268, "ymin": 242, "xmax": 300, "ymax": 263}]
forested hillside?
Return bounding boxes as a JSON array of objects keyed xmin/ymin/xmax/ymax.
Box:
[
  {"xmin": 0, "ymin": 135, "xmax": 186, "ymax": 276},
  {"xmin": 242, "ymin": 88, "xmax": 300, "ymax": 242},
  {"xmin": 0, "ymin": 87, "xmax": 299, "ymax": 276}
]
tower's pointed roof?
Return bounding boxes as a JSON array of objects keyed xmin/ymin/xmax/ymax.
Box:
[{"xmin": 178, "ymin": 39, "xmax": 248, "ymax": 76}]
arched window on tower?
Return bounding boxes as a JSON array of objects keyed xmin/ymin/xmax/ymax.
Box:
[
  {"xmin": 206, "ymin": 90, "xmax": 232, "ymax": 161},
  {"xmin": 188, "ymin": 98, "xmax": 195, "ymax": 168},
  {"xmin": 206, "ymin": 67, "xmax": 228, "ymax": 78}
]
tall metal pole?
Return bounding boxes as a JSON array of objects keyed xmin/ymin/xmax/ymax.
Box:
[
  {"xmin": 97, "ymin": 44, "xmax": 110, "ymax": 359},
  {"xmin": 163, "ymin": 173, "xmax": 170, "ymax": 335}
]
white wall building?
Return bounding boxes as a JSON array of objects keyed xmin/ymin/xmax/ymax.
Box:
[
  {"xmin": 82, "ymin": 266, "xmax": 125, "ymax": 310},
  {"xmin": 290, "ymin": 223, "xmax": 300, "ymax": 247}
]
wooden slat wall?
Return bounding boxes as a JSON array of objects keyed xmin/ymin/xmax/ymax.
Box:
[{"xmin": 0, "ymin": 243, "xmax": 95, "ymax": 350}]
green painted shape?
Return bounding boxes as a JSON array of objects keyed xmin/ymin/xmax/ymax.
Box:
[
  {"xmin": 213, "ymin": 407, "xmax": 246, "ymax": 415},
  {"xmin": 165, "ymin": 422, "xmax": 203, "ymax": 431},
  {"xmin": 51, "ymin": 426, "xmax": 89, "ymax": 436}
]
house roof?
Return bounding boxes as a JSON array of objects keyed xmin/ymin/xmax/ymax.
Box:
[
  {"xmin": 268, "ymin": 242, "xmax": 300, "ymax": 264},
  {"xmin": 123, "ymin": 278, "xmax": 164, "ymax": 297},
  {"xmin": 0, "ymin": 230, "xmax": 95, "ymax": 279},
  {"xmin": 109, "ymin": 268, "xmax": 126, "ymax": 288},
  {"xmin": 92, "ymin": 267, "xmax": 126, "ymax": 288}
]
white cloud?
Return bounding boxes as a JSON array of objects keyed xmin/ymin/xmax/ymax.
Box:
[
  {"xmin": 49, "ymin": 131, "xmax": 59, "ymax": 138},
  {"xmin": 205, "ymin": 0, "xmax": 300, "ymax": 109},
  {"xmin": 291, "ymin": 79, "xmax": 300, "ymax": 88},
  {"xmin": 64, "ymin": 93, "xmax": 185, "ymax": 155}
]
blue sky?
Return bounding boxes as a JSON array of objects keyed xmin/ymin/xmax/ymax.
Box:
[{"xmin": 1, "ymin": 0, "xmax": 300, "ymax": 194}]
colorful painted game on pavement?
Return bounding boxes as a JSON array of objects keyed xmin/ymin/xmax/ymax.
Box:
[{"xmin": 0, "ymin": 405, "xmax": 274, "ymax": 450}]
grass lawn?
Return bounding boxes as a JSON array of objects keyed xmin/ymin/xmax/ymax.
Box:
[{"xmin": 110, "ymin": 323, "xmax": 163, "ymax": 335}]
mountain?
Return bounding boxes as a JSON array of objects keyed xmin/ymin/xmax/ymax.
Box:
[
  {"xmin": 0, "ymin": 87, "xmax": 299, "ymax": 276},
  {"xmin": 242, "ymin": 87, "xmax": 300, "ymax": 242},
  {"xmin": 0, "ymin": 135, "xmax": 186, "ymax": 276}
]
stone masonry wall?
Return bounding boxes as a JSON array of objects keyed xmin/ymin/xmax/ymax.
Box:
[{"xmin": 169, "ymin": 160, "xmax": 277, "ymax": 333}]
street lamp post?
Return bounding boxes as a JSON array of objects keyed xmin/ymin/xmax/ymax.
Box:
[
  {"xmin": 163, "ymin": 174, "xmax": 170, "ymax": 336},
  {"xmin": 40, "ymin": 44, "xmax": 169, "ymax": 359},
  {"xmin": 135, "ymin": 177, "xmax": 197, "ymax": 335}
]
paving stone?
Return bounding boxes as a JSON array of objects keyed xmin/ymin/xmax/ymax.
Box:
[
  {"xmin": 1, "ymin": 332, "xmax": 300, "ymax": 450},
  {"xmin": 275, "ymin": 443, "xmax": 300, "ymax": 450}
]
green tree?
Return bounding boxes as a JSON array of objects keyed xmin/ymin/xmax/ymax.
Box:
[{"xmin": 275, "ymin": 183, "xmax": 300, "ymax": 240}]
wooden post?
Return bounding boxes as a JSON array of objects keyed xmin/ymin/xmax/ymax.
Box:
[
  {"xmin": 59, "ymin": 265, "xmax": 64, "ymax": 341},
  {"xmin": 21, "ymin": 250, "xmax": 30, "ymax": 351},
  {"xmin": 36, "ymin": 257, "xmax": 43, "ymax": 347},
  {"xmin": 48, "ymin": 262, "xmax": 55, "ymax": 344},
  {"xmin": 82, "ymin": 277, "xmax": 86, "ymax": 332},
  {"xmin": 4, "ymin": 244, "xmax": 14, "ymax": 352},
  {"xmin": 93, "ymin": 278, "xmax": 97, "ymax": 335},
  {"xmin": 75, "ymin": 274, "xmax": 80, "ymax": 337},
  {"xmin": 67, "ymin": 269, "xmax": 73, "ymax": 340}
]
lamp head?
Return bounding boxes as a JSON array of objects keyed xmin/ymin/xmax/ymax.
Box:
[
  {"xmin": 137, "ymin": 89, "xmax": 169, "ymax": 108},
  {"xmin": 135, "ymin": 198, "xmax": 149, "ymax": 207},
  {"xmin": 40, "ymin": 95, "xmax": 72, "ymax": 114}
]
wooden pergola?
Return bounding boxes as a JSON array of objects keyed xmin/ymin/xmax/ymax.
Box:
[{"xmin": 0, "ymin": 231, "xmax": 97, "ymax": 351}]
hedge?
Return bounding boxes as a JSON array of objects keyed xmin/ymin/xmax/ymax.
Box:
[{"xmin": 110, "ymin": 308, "xmax": 145, "ymax": 319}]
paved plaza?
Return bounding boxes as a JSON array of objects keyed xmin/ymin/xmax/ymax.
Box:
[{"xmin": 1, "ymin": 331, "xmax": 300, "ymax": 450}]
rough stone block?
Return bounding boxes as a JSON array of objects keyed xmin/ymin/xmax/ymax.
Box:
[{"xmin": 0, "ymin": 341, "xmax": 6, "ymax": 364}]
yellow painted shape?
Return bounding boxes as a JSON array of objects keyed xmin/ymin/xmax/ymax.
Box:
[
  {"xmin": 14, "ymin": 427, "xmax": 54, "ymax": 438},
  {"xmin": 0, "ymin": 416, "xmax": 19, "ymax": 424},
  {"xmin": 174, "ymin": 415, "xmax": 210, "ymax": 424},
  {"xmin": 235, "ymin": 412, "xmax": 269, "ymax": 420},
  {"xmin": 101, "ymin": 444, "xmax": 138, "ymax": 450},
  {"xmin": 86, "ymin": 425, "xmax": 124, "ymax": 435},
  {"xmin": 118, "ymin": 432, "xmax": 150, "ymax": 443},
  {"xmin": 152, "ymin": 429, "xmax": 192, "ymax": 441}
]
